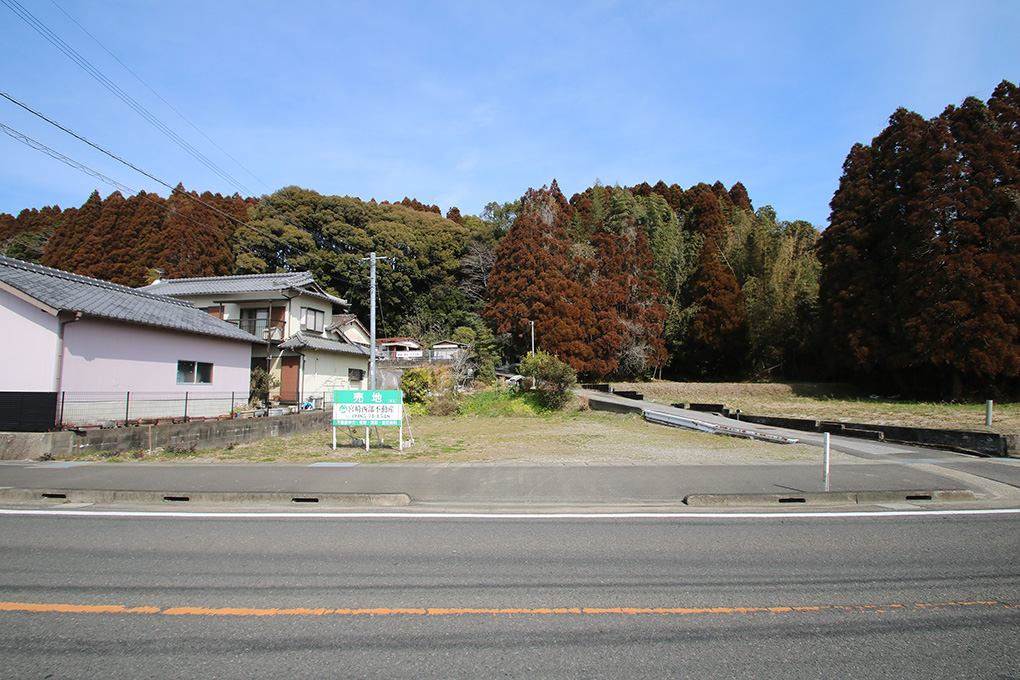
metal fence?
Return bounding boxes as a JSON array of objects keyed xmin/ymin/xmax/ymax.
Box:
[
  {"xmin": 56, "ymin": 392, "xmax": 249, "ymax": 428},
  {"xmin": 3, "ymin": 390, "xmax": 351, "ymax": 431}
]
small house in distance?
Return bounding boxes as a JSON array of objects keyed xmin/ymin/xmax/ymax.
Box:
[
  {"xmin": 376, "ymin": 337, "xmax": 424, "ymax": 360},
  {"xmin": 141, "ymin": 272, "xmax": 369, "ymax": 403},
  {"xmin": 431, "ymin": 340, "xmax": 470, "ymax": 360}
]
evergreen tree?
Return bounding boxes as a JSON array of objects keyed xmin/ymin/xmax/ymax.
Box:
[
  {"xmin": 819, "ymin": 80, "xmax": 1020, "ymax": 397},
  {"xmin": 1, "ymin": 205, "xmax": 64, "ymax": 262},
  {"xmin": 484, "ymin": 183, "xmax": 597, "ymax": 374},
  {"xmin": 149, "ymin": 187, "xmax": 238, "ymax": 278},
  {"xmin": 679, "ymin": 185, "xmax": 748, "ymax": 377},
  {"xmin": 42, "ymin": 190, "xmax": 103, "ymax": 272}
]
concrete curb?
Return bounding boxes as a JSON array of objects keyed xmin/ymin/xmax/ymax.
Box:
[
  {"xmin": 0, "ymin": 488, "xmax": 411, "ymax": 507},
  {"xmin": 683, "ymin": 489, "xmax": 977, "ymax": 507}
]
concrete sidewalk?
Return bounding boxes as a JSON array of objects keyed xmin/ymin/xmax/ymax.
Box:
[{"xmin": 1, "ymin": 454, "xmax": 1017, "ymax": 511}]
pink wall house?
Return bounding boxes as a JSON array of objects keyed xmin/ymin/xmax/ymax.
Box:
[{"xmin": 0, "ymin": 257, "xmax": 260, "ymax": 424}]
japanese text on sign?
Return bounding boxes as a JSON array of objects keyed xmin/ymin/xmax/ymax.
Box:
[{"xmin": 333, "ymin": 390, "xmax": 403, "ymax": 426}]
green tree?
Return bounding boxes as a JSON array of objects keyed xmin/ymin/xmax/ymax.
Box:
[
  {"xmin": 519, "ymin": 350, "xmax": 577, "ymax": 410},
  {"xmin": 241, "ymin": 187, "xmax": 470, "ymax": 335},
  {"xmin": 2, "ymin": 205, "xmax": 65, "ymax": 263}
]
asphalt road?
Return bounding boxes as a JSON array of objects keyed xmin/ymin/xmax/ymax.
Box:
[{"xmin": 1, "ymin": 512, "xmax": 1018, "ymax": 679}]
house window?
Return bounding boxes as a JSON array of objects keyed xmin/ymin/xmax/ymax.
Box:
[
  {"xmin": 177, "ymin": 360, "xmax": 213, "ymax": 384},
  {"xmin": 301, "ymin": 307, "xmax": 325, "ymax": 333},
  {"xmin": 349, "ymin": 368, "xmax": 364, "ymax": 383}
]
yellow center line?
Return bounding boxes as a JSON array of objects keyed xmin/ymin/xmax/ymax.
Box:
[{"xmin": 0, "ymin": 601, "xmax": 1014, "ymax": 617}]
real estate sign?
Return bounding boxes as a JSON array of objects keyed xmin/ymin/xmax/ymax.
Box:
[{"xmin": 333, "ymin": 390, "xmax": 403, "ymax": 426}]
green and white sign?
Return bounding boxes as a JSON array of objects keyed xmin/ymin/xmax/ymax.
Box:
[{"xmin": 333, "ymin": 390, "xmax": 403, "ymax": 426}]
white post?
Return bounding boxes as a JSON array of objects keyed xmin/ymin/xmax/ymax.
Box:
[
  {"xmin": 332, "ymin": 425, "xmax": 336, "ymax": 451},
  {"xmin": 823, "ymin": 432, "xmax": 831, "ymax": 492},
  {"xmin": 986, "ymin": 400, "xmax": 994, "ymax": 426}
]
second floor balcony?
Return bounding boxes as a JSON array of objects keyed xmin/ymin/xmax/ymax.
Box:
[{"xmin": 230, "ymin": 318, "xmax": 287, "ymax": 340}]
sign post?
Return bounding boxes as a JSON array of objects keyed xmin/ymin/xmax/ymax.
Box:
[{"xmin": 332, "ymin": 390, "xmax": 404, "ymax": 451}]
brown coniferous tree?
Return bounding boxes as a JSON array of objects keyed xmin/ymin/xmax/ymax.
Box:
[
  {"xmin": 42, "ymin": 190, "xmax": 103, "ymax": 272},
  {"xmin": 149, "ymin": 186, "xmax": 236, "ymax": 278},
  {"xmin": 819, "ymin": 80, "xmax": 1020, "ymax": 396},
  {"xmin": 683, "ymin": 185, "xmax": 748, "ymax": 377},
  {"xmin": 484, "ymin": 183, "xmax": 596, "ymax": 373}
]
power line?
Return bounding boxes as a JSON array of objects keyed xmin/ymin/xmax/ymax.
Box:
[
  {"xmin": 45, "ymin": 0, "xmax": 272, "ymax": 196},
  {"xmin": 2, "ymin": 0, "xmax": 253, "ymax": 195},
  {"xmin": 3, "ymin": 1, "xmax": 360, "ymax": 260},
  {"xmin": 2, "ymin": 2, "xmax": 374, "ymax": 296},
  {"xmin": 0, "ymin": 119, "xmax": 361, "ymax": 288}
]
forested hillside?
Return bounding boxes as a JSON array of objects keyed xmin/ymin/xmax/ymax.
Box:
[
  {"xmin": 3, "ymin": 78, "xmax": 1017, "ymax": 397},
  {"xmin": 0, "ymin": 178, "xmax": 821, "ymax": 383}
]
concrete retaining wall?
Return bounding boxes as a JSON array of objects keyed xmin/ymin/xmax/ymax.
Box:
[
  {"xmin": 738, "ymin": 413, "xmax": 1019, "ymax": 458},
  {"xmin": 1, "ymin": 410, "xmax": 332, "ymax": 460}
]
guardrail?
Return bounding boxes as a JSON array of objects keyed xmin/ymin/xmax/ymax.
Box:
[{"xmin": 643, "ymin": 410, "xmax": 800, "ymax": 444}]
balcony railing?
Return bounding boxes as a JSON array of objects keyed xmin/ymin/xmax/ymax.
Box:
[{"xmin": 232, "ymin": 318, "xmax": 286, "ymax": 340}]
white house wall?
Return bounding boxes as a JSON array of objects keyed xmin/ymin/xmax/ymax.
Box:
[
  {"xmin": 300, "ymin": 350, "xmax": 369, "ymax": 398},
  {"xmin": 341, "ymin": 323, "xmax": 371, "ymax": 346},
  {"xmin": 0, "ymin": 287, "xmax": 61, "ymax": 391}
]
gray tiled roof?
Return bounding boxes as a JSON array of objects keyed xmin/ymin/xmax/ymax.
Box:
[
  {"xmin": 0, "ymin": 256, "xmax": 261, "ymax": 344},
  {"xmin": 141, "ymin": 271, "xmax": 348, "ymax": 306},
  {"xmin": 278, "ymin": 332, "xmax": 369, "ymax": 356}
]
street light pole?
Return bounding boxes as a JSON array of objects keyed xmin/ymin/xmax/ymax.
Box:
[{"xmin": 530, "ymin": 320, "xmax": 535, "ymax": 356}]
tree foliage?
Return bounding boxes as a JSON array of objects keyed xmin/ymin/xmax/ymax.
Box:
[
  {"xmin": 33, "ymin": 187, "xmax": 247, "ymax": 285},
  {"xmin": 6, "ymin": 174, "xmax": 830, "ymax": 388},
  {"xmin": 519, "ymin": 350, "xmax": 577, "ymax": 410},
  {"xmin": 818, "ymin": 79, "xmax": 1020, "ymax": 398},
  {"xmin": 238, "ymin": 187, "xmax": 471, "ymax": 336}
]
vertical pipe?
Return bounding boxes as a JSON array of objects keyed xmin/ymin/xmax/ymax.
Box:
[
  {"xmin": 184, "ymin": 392, "xmax": 189, "ymax": 421},
  {"xmin": 986, "ymin": 400, "xmax": 994, "ymax": 427},
  {"xmin": 823, "ymin": 432, "xmax": 831, "ymax": 492},
  {"xmin": 125, "ymin": 391, "xmax": 130, "ymax": 423}
]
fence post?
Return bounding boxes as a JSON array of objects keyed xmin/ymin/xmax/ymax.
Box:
[
  {"xmin": 184, "ymin": 392, "xmax": 189, "ymax": 421},
  {"xmin": 59, "ymin": 392, "xmax": 65, "ymax": 428},
  {"xmin": 125, "ymin": 391, "xmax": 130, "ymax": 423}
]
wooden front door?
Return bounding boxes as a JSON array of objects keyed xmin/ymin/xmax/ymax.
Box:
[{"xmin": 280, "ymin": 356, "xmax": 301, "ymax": 403}]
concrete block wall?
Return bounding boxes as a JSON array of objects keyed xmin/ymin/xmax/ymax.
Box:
[{"xmin": 1, "ymin": 411, "xmax": 332, "ymax": 460}]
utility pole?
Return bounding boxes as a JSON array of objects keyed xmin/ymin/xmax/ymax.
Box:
[
  {"xmin": 362, "ymin": 251, "xmax": 392, "ymax": 390},
  {"xmin": 369, "ymin": 252, "xmax": 377, "ymax": 390},
  {"xmin": 530, "ymin": 320, "xmax": 535, "ymax": 357}
]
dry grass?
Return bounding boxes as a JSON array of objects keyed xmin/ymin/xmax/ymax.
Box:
[
  {"xmin": 616, "ymin": 381, "xmax": 1020, "ymax": 433},
  {"xmin": 56, "ymin": 381, "xmax": 1017, "ymax": 464},
  {"xmin": 62, "ymin": 409, "xmax": 828, "ymax": 465}
]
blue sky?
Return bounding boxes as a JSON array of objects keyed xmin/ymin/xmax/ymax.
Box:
[{"xmin": 1, "ymin": 0, "xmax": 1017, "ymax": 228}]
